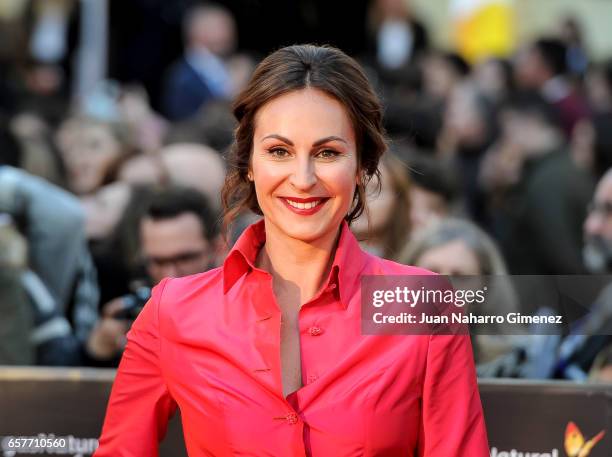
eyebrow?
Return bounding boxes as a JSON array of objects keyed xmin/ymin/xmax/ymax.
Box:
[{"xmin": 260, "ymin": 134, "xmax": 348, "ymax": 147}]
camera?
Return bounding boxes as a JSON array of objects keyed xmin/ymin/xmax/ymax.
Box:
[{"xmin": 113, "ymin": 286, "xmax": 151, "ymax": 321}]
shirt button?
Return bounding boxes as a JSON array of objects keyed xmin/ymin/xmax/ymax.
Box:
[
  {"xmin": 306, "ymin": 374, "xmax": 319, "ymax": 384},
  {"xmin": 308, "ymin": 326, "xmax": 323, "ymax": 336},
  {"xmin": 286, "ymin": 412, "xmax": 299, "ymax": 424},
  {"xmin": 325, "ymin": 283, "xmax": 337, "ymax": 293}
]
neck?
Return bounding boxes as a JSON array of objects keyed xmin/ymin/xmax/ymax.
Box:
[{"xmin": 256, "ymin": 220, "xmax": 341, "ymax": 307}]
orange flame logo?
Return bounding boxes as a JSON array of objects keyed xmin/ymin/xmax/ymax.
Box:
[{"xmin": 564, "ymin": 422, "xmax": 605, "ymax": 457}]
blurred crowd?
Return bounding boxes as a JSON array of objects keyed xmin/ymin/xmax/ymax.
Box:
[{"xmin": 2, "ymin": 0, "xmax": 612, "ymax": 383}]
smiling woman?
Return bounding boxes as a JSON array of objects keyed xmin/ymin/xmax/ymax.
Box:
[
  {"xmin": 222, "ymin": 44, "xmax": 386, "ymax": 236},
  {"xmin": 249, "ymin": 88, "xmax": 358, "ymax": 245},
  {"xmin": 95, "ymin": 44, "xmax": 490, "ymax": 457}
]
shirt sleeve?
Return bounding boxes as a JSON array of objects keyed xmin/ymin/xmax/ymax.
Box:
[
  {"xmin": 94, "ymin": 278, "xmax": 177, "ymax": 456},
  {"xmin": 417, "ymin": 333, "xmax": 490, "ymax": 456}
]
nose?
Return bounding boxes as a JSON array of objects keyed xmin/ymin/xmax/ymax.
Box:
[{"xmin": 289, "ymin": 155, "xmax": 317, "ymax": 191}]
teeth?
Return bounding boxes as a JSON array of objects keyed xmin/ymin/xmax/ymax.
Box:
[{"xmin": 286, "ymin": 199, "xmax": 321, "ymax": 210}]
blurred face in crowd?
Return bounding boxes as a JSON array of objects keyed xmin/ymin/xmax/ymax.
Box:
[
  {"xmin": 422, "ymin": 54, "xmax": 461, "ymax": 101},
  {"xmin": 409, "ymin": 185, "xmax": 447, "ymax": 232},
  {"xmin": 414, "ymin": 239, "xmax": 481, "ymax": 276},
  {"xmin": 140, "ymin": 212, "xmax": 214, "ymax": 283},
  {"xmin": 160, "ymin": 143, "xmax": 226, "ymax": 211},
  {"xmin": 444, "ymin": 83, "xmax": 487, "ymax": 146},
  {"xmin": 500, "ymin": 108, "xmax": 556, "ymax": 156},
  {"xmin": 118, "ymin": 87, "xmax": 166, "ymax": 153},
  {"xmin": 250, "ymin": 88, "xmax": 358, "ymax": 245},
  {"xmin": 189, "ymin": 8, "xmax": 236, "ymax": 56},
  {"xmin": 474, "ymin": 59, "xmax": 508, "ymax": 101},
  {"xmin": 514, "ymin": 46, "xmax": 548, "ymax": 89},
  {"xmin": 81, "ymin": 181, "xmax": 131, "ymax": 240},
  {"xmin": 117, "ymin": 154, "xmax": 167, "ymax": 187},
  {"xmin": 59, "ymin": 119, "xmax": 123, "ymax": 195},
  {"xmin": 585, "ymin": 67, "xmax": 612, "ymax": 113},
  {"xmin": 583, "ymin": 171, "xmax": 612, "ymax": 272},
  {"xmin": 352, "ymin": 160, "xmax": 395, "ymax": 235}
]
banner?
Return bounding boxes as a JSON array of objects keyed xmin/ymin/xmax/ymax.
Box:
[{"xmin": 0, "ymin": 368, "xmax": 610, "ymax": 456}]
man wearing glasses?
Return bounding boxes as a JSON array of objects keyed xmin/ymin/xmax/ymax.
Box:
[
  {"xmin": 139, "ymin": 187, "xmax": 220, "ymax": 284},
  {"xmin": 86, "ymin": 186, "xmax": 221, "ymax": 364}
]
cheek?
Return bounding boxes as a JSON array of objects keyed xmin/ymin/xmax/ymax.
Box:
[
  {"xmin": 317, "ymin": 161, "xmax": 358, "ymax": 198},
  {"xmin": 251, "ymin": 160, "xmax": 286, "ymax": 200},
  {"xmin": 61, "ymin": 148, "xmax": 81, "ymax": 169},
  {"xmin": 94, "ymin": 147, "xmax": 120, "ymax": 166},
  {"xmin": 252, "ymin": 158, "xmax": 283, "ymax": 181}
]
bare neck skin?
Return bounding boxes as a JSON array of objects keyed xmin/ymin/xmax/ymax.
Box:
[{"xmin": 256, "ymin": 219, "xmax": 340, "ymax": 308}]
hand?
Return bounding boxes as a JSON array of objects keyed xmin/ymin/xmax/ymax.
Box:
[
  {"xmin": 86, "ymin": 316, "xmax": 129, "ymax": 360},
  {"xmin": 102, "ymin": 296, "xmax": 129, "ymax": 318}
]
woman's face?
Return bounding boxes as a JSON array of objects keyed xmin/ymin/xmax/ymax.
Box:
[
  {"xmin": 59, "ymin": 121, "xmax": 122, "ymax": 195},
  {"xmin": 250, "ymin": 88, "xmax": 358, "ymax": 244},
  {"xmin": 444, "ymin": 84, "xmax": 485, "ymax": 145},
  {"xmin": 475, "ymin": 60, "xmax": 506, "ymax": 100},
  {"xmin": 415, "ymin": 239, "xmax": 481, "ymax": 275},
  {"xmin": 423, "ymin": 55, "xmax": 458, "ymax": 101},
  {"xmin": 409, "ymin": 185, "xmax": 447, "ymax": 232}
]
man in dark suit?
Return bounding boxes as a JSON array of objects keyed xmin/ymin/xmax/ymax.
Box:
[{"xmin": 162, "ymin": 4, "xmax": 236, "ymax": 121}]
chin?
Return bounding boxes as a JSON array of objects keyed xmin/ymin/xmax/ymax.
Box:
[
  {"xmin": 272, "ymin": 215, "xmax": 341, "ymax": 244},
  {"xmin": 286, "ymin": 222, "xmax": 332, "ymax": 243}
]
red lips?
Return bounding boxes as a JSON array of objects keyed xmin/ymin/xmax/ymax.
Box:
[{"xmin": 279, "ymin": 197, "xmax": 329, "ymax": 215}]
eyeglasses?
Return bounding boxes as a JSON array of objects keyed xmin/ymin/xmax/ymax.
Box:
[
  {"xmin": 143, "ymin": 249, "xmax": 211, "ymax": 270},
  {"xmin": 587, "ymin": 201, "xmax": 612, "ymax": 218}
]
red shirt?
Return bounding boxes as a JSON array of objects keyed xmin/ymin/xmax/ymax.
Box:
[{"xmin": 95, "ymin": 219, "xmax": 490, "ymax": 456}]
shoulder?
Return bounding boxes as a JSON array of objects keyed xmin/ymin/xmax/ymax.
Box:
[
  {"xmin": 153, "ymin": 268, "xmax": 225, "ymax": 335},
  {"xmin": 160, "ymin": 267, "xmax": 224, "ymax": 300}
]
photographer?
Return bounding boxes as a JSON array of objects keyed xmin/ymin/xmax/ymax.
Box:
[{"xmin": 86, "ymin": 186, "xmax": 221, "ymax": 364}]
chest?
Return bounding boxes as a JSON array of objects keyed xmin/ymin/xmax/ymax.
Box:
[
  {"xmin": 279, "ymin": 307, "xmax": 303, "ymax": 398},
  {"xmin": 162, "ymin": 323, "xmax": 426, "ymax": 456}
]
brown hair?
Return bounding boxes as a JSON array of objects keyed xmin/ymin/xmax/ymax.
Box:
[{"xmin": 221, "ymin": 44, "xmax": 387, "ymax": 237}]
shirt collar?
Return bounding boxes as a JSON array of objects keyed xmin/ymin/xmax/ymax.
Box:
[{"xmin": 222, "ymin": 218, "xmax": 366, "ymax": 309}]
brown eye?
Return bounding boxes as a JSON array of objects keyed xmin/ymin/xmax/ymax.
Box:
[
  {"xmin": 268, "ymin": 147, "xmax": 289, "ymax": 158},
  {"xmin": 317, "ymin": 149, "xmax": 339, "ymax": 158}
]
